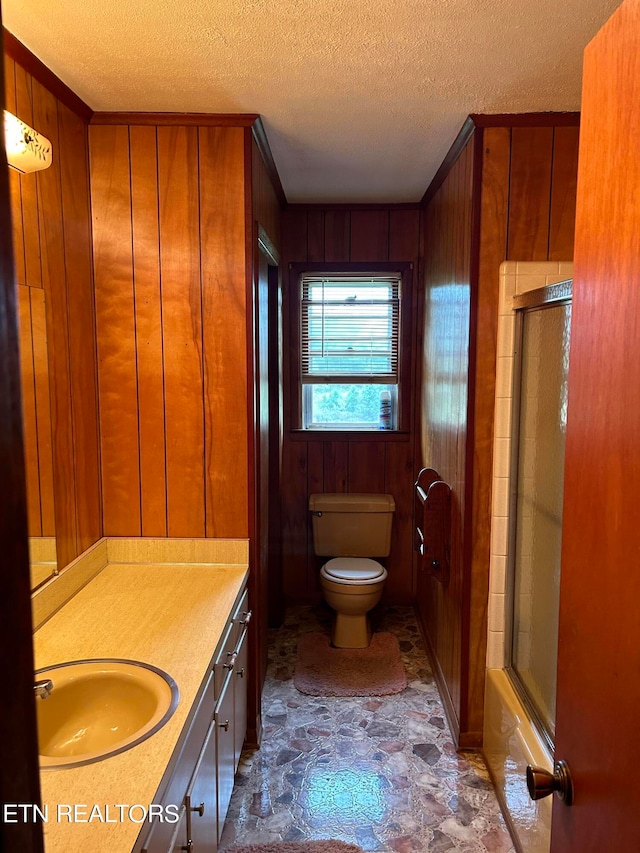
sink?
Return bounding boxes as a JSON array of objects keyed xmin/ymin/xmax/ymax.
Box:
[{"xmin": 36, "ymin": 659, "xmax": 179, "ymax": 769}]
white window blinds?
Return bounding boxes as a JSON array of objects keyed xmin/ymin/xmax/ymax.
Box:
[{"xmin": 300, "ymin": 274, "xmax": 400, "ymax": 384}]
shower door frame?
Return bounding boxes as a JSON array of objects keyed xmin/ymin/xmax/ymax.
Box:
[{"xmin": 504, "ymin": 279, "xmax": 572, "ymax": 753}]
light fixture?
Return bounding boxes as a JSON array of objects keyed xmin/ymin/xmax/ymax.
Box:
[{"xmin": 3, "ymin": 110, "xmax": 52, "ymax": 174}]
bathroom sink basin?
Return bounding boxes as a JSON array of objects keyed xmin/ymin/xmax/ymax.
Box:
[{"xmin": 36, "ymin": 659, "xmax": 179, "ymax": 769}]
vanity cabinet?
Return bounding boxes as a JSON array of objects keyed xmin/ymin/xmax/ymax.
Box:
[{"xmin": 139, "ymin": 585, "xmax": 251, "ymax": 853}]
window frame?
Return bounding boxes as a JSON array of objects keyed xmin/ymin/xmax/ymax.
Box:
[{"xmin": 289, "ymin": 261, "xmax": 414, "ymax": 437}]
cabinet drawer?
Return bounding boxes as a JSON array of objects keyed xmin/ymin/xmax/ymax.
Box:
[{"xmin": 214, "ymin": 590, "xmax": 250, "ymax": 698}]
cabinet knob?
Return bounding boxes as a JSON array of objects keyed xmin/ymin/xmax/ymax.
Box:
[
  {"xmin": 236, "ymin": 667, "xmax": 245, "ymax": 679},
  {"xmin": 220, "ymin": 719, "xmax": 230, "ymax": 732},
  {"xmin": 190, "ymin": 801, "xmax": 205, "ymax": 817},
  {"xmin": 182, "ymin": 842, "xmax": 193, "ymax": 853},
  {"xmin": 223, "ymin": 652, "xmax": 237, "ymax": 671},
  {"xmin": 240, "ymin": 610, "xmax": 252, "ymax": 626}
]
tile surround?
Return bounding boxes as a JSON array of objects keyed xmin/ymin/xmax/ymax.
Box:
[
  {"xmin": 486, "ymin": 261, "xmax": 573, "ymax": 668},
  {"xmin": 220, "ymin": 605, "xmax": 515, "ymax": 853}
]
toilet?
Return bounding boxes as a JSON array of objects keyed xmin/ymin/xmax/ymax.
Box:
[{"xmin": 309, "ymin": 493, "xmax": 396, "ymax": 648}]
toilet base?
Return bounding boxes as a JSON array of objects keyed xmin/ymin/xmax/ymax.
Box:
[{"xmin": 332, "ymin": 612, "xmax": 372, "ymax": 648}]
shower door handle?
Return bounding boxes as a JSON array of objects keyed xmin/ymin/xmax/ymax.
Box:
[{"xmin": 526, "ymin": 761, "xmax": 574, "ymax": 805}]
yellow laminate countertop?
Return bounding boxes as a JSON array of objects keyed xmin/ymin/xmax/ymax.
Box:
[{"xmin": 33, "ymin": 561, "xmax": 248, "ymax": 853}]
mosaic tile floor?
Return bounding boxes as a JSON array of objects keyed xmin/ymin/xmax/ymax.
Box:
[{"xmin": 219, "ymin": 606, "xmax": 515, "ymax": 853}]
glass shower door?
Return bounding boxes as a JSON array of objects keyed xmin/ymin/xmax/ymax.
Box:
[{"xmin": 508, "ymin": 285, "xmax": 572, "ymax": 744}]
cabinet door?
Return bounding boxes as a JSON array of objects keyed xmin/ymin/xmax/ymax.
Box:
[
  {"xmin": 233, "ymin": 627, "xmax": 248, "ymax": 767},
  {"xmin": 187, "ymin": 719, "xmax": 218, "ymax": 852},
  {"xmin": 215, "ymin": 670, "xmax": 235, "ymax": 841}
]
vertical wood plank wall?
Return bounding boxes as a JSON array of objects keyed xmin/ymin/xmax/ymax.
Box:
[
  {"xmin": 89, "ymin": 122, "xmax": 251, "ymax": 539},
  {"xmin": 421, "ymin": 139, "xmax": 475, "ymax": 741},
  {"xmin": 4, "ymin": 52, "xmax": 101, "ymax": 570},
  {"xmin": 281, "ymin": 205, "xmax": 422, "ymax": 606},
  {"xmin": 420, "ymin": 119, "xmax": 580, "ymax": 745}
]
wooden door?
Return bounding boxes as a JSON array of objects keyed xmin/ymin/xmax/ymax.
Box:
[
  {"xmin": 0, "ymin": 23, "xmax": 45, "ymax": 853},
  {"xmin": 551, "ymin": 1, "xmax": 640, "ymax": 849}
]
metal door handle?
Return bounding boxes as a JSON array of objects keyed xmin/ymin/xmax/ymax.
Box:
[
  {"xmin": 219, "ymin": 719, "xmax": 230, "ymax": 731},
  {"xmin": 190, "ymin": 801, "xmax": 205, "ymax": 817},
  {"xmin": 526, "ymin": 760, "xmax": 574, "ymax": 805}
]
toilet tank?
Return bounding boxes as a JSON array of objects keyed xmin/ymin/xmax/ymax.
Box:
[{"xmin": 309, "ymin": 493, "xmax": 396, "ymax": 557}]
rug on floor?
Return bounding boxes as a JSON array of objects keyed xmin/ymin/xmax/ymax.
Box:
[
  {"xmin": 226, "ymin": 842, "xmax": 363, "ymax": 853},
  {"xmin": 293, "ymin": 631, "xmax": 407, "ymax": 696}
]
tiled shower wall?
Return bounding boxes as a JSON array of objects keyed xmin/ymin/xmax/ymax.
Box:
[{"xmin": 486, "ymin": 261, "xmax": 574, "ymax": 668}]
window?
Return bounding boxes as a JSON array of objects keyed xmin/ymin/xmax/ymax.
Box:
[{"xmin": 299, "ymin": 271, "xmax": 401, "ymax": 430}]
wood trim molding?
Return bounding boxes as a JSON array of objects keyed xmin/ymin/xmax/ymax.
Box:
[
  {"xmin": 470, "ymin": 111, "xmax": 580, "ymax": 127},
  {"xmin": 252, "ymin": 117, "xmax": 287, "ymax": 207},
  {"xmin": 421, "ymin": 116, "xmax": 476, "ymax": 206},
  {"xmin": 3, "ymin": 28, "xmax": 93, "ymax": 121},
  {"xmin": 91, "ymin": 112, "xmax": 261, "ymax": 126}
]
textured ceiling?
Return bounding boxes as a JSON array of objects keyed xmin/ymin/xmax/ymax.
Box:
[{"xmin": 2, "ymin": 0, "xmax": 621, "ymax": 202}]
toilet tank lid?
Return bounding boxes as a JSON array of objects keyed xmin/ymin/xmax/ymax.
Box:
[{"xmin": 309, "ymin": 493, "xmax": 395, "ymax": 512}]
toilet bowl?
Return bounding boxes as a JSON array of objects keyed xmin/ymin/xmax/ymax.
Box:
[
  {"xmin": 320, "ymin": 558, "xmax": 388, "ymax": 648},
  {"xmin": 309, "ymin": 493, "xmax": 395, "ymax": 649}
]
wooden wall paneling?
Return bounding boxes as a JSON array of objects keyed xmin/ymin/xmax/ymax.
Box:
[
  {"xmin": 307, "ymin": 210, "xmax": 325, "ymax": 262},
  {"xmin": 251, "ymin": 135, "xmax": 281, "ymax": 254},
  {"xmin": 420, "ymin": 138, "xmax": 475, "ymax": 742},
  {"xmin": 17, "ymin": 284, "xmax": 40, "ymax": 534},
  {"xmin": 4, "ymin": 55, "xmax": 25, "ymax": 287},
  {"xmin": 306, "ymin": 440, "xmax": 324, "ymax": 597},
  {"xmin": 90, "ymin": 124, "xmax": 141, "ymax": 537},
  {"xmin": 157, "ymin": 126, "xmax": 205, "ymax": 537},
  {"xmin": 548, "ymin": 125, "xmax": 580, "ymax": 261},
  {"xmin": 199, "ymin": 126, "xmax": 248, "ymax": 538},
  {"xmin": 281, "ymin": 439, "xmax": 308, "ymax": 601},
  {"xmin": 15, "ymin": 64, "xmax": 41, "ymax": 289},
  {"xmin": 383, "ymin": 441, "xmax": 414, "ymax": 604},
  {"xmin": 30, "ymin": 287, "xmax": 55, "ymax": 535},
  {"xmin": 389, "ymin": 209, "xmax": 420, "ymax": 264},
  {"xmin": 282, "ymin": 207, "xmax": 308, "ymax": 263},
  {"xmin": 464, "ymin": 126, "xmax": 512, "ymax": 741},
  {"xmin": 347, "ymin": 441, "xmax": 386, "ymax": 493},
  {"xmin": 33, "ymin": 79, "xmax": 78, "ymax": 567},
  {"xmin": 129, "ymin": 125, "xmax": 167, "ymax": 536},
  {"xmin": 507, "ymin": 126, "xmax": 553, "ymax": 260},
  {"xmin": 323, "ymin": 441, "xmax": 348, "ymax": 493},
  {"xmin": 324, "ymin": 209, "xmax": 350, "ymax": 261},
  {"xmin": 58, "ymin": 102, "xmax": 101, "ymax": 553},
  {"xmin": 350, "ymin": 210, "xmax": 389, "ymax": 262}
]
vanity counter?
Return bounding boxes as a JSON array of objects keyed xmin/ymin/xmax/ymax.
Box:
[{"xmin": 34, "ymin": 559, "xmax": 248, "ymax": 853}]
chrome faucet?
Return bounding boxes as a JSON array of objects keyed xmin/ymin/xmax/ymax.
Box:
[{"xmin": 34, "ymin": 678, "xmax": 53, "ymax": 699}]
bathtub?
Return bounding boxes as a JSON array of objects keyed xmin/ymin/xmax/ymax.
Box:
[{"xmin": 483, "ymin": 668, "xmax": 553, "ymax": 853}]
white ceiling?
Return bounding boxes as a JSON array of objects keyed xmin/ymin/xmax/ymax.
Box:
[{"xmin": 3, "ymin": 0, "xmax": 621, "ymax": 202}]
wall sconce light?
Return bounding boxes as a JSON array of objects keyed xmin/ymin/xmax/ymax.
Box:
[{"xmin": 4, "ymin": 110, "xmax": 52, "ymax": 174}]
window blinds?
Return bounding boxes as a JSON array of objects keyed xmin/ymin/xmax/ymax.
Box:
[{"xmin": 300, "ymin": 274, "xmax": 400, "ymax": 384}]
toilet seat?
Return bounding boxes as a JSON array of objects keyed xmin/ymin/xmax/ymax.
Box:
[{"xmin": 321, "ymin": 557, "xmax": 387, "ymax": 586}]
